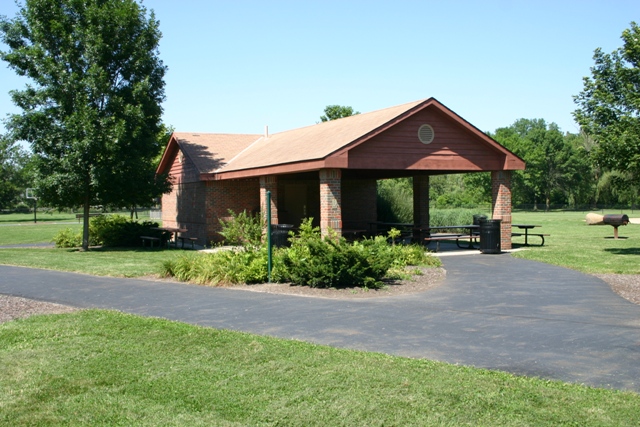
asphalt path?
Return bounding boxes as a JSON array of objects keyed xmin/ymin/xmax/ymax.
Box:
[{"xmin": 1, "ymin": 254, "xmax": 639, "ymax": 392}]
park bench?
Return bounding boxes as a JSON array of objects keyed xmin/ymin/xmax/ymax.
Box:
[{"xmin": 140, "ymin": 236, "xmax": 161, "ymax": 248}]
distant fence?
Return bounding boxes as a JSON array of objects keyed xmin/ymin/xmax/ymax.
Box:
[{"xmin": 149, "ymin": 209, "xmax": 162, "ymax": 219}]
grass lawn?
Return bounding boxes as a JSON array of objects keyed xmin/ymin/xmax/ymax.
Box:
[
  {"xmin": 1, "ymin": 310, "xmax": 638, "ymax": 426},
  {"xmin": 0, "ymin": 247, "xmax": 181, "ymax": 277},
  {"xmin": 510, "ymin": 210, "xmax": 640, "ymax": 274},
  {"xmin": 1, "ymin": 209, "xmax": 639, "ymax": 425},
  {"xmin": 0, "ymin": 211, "xmax": 172, "ymax": 276}
]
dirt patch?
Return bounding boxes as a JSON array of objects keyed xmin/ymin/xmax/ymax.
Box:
[
  {"xmin": 0, "ymin": 294, "xmax": 80, "ymax": 324},
  {"xmin": 594, "ymin": 273, "xmax": 640, "ymax": 305}
]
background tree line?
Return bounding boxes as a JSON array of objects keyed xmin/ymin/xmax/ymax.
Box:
[{"xmin": 1, "ymin": 8, "xmax": 638, "ymax": 227}]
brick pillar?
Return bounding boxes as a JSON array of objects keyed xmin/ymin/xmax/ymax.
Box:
[
  {"xmin": 413, "ymin": 175, "xmax": 430, "ymax": 241},
  {"xmin": 319, "ymin": 169, "xmax": 342, "ymax": 236},
  {"xmin": 260, "ymin": 175, "xmax": 278, "ymax": 230},
  {"xmin": 491, "ymin": 170, "xmax": 512, "ymax": 250}
]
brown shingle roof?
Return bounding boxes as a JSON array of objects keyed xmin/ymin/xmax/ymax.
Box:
[
  {"xmin": 218, "ymin": 99, "xmax": 426, "ymax": 173},
  {"xmin": 158, "ymin": 98, "xmax": 525, "ymax": 179},
  {"xmin": 172, "ymin": 132, "xmax": 260, "ymax": 174}
]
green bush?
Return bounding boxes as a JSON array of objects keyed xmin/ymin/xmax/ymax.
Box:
[
  {"xmin": 218, "ymin": 209, "xmax": 263, "ymax": 248},
  {"xmin": 280, "ymin": 219, "xmax": 399, "ymax": 289},
  {"xmin": 90, "ymin": 215, "xmax": 170, "ymax": 247},
  {"xmin": 161, "ymin": 219, "xmax": 440, "ymax": 288},
  {"xmin": 52, "ymin": 228, "xmax": 83, "ymax": 248}
]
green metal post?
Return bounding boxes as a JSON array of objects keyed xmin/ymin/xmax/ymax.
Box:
[{"xmin": 266, "ymin": 191, "xmax": 272, "ymax": 283}]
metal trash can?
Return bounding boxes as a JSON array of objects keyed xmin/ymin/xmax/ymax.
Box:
[
  {"xmin": 473, "ymin": 214, "xmax": 487, "ymax": 226},
  {"xmin": 479, "ymin": 219, "xmax": 501, "ymax": 254},
  {"xmin": 270, "ymin": 224, "xmax": 293, "ymax": 247}
]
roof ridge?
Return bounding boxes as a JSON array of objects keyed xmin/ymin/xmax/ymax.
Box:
[{"xmin": 215, "ymin": 135, "xmax": 265, "ymax": 172}]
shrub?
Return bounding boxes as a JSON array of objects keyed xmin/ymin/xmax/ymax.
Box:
[
  {"xmin": 161, "ymin": 219, "xmax": 440, "ymax": 288},
  {"xmin": 219, "ymin": 209, "xmax": 264, "ymax": 248},
  {"xmin": 52, "ymin": 228, "xmax": 82, "ymax": 248},
  {"xmin": 90, "ymin": 215, "xmax": 169, "ymax": 247},
  {"xmin": 279, "ymin": 219, "xmax": 397, "ymax": 289}
]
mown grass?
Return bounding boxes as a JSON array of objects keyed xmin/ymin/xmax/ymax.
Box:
[
  {"xmin": 511, "ymin": 210, "xmax": 640, "ymax": 274},
  {"xmin": 0, "ymin": 247, "xmax": 181, "ymax": 277},
  {"xmin": 1, "ymin": 310, "xmax": 638, "ymax": 426}
]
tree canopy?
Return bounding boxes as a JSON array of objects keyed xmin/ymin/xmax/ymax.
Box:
[
  {"xmin": 0, "ymin": 0, "xmax": 170, "ymax": 249},
  {"xmin": 0, "ymin": 135, "xmax": 31, "ymax": 210},
  {"xmin": 491, "ymin": 119, "xmax": 594, "ymax": 210},
  {"xmin": 573, "ymin": 21, "xmax": 640, "ymax": 184},
  {"xmin": 320, "ymin": 105, "xmax": 360, "ymax": 122}
]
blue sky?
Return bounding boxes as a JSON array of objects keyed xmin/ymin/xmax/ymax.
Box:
[{"xmin": 1, "ymin": 0, "xmax": 639, "ymax": 137}]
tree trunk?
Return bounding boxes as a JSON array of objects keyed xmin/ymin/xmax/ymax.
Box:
[{"xmin": 82, "ymin": 194, "xmax": 90, "ymax": 251}]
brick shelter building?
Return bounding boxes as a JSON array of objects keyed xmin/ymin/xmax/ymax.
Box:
[{"xmin": 156, "ymin": 98, "xmax": 525, "ymax": 248}]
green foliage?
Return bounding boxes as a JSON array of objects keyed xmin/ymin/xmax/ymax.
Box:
[
  {"xmin": 162, "ymin": 219, "xmax": 437, "ymax": 288},
  {"xmin": 90, "ymin": 215, "xmax": 167, "ymax": 247},
  {"xmin": 52, "ymin": 228, "xmax": 83, "ymax": 248},
  {"xmin": 377, "ymin": 178, "xmax": 413, "ymax": 222},
  {"xmin": 279, "ymin": 219, "xmax": 425, "ymax": 289},
  {"xmin": 491, "ymin": 119, "xmax": 596, "ymax": 209},
  {"xmin": 319, "ymin": 105, "xmax": 360, "ymax": 122},
  {"xmin": 0, "ymin": 135, "xmax": 31, "ymax": 210},
  {"xmin": 574, "ymin": 22, "xmax": 640, "ymax": 183},
  {"xmin": 52, "ymin": 215, "xmax": 165, "ymax": 248},
  {"xmin": 431, "ymin": 174, "xmax": 490, "ymax": 208},
  {"xmin": 218, "ymin": 209, "xmax": 263, "ymax": 248},
  {"xmin": 0, "ymin": 0, "xmax": 169, "ymax": 250},
  {"xmin": 161, "ymin": 246, "xmax": 286, "ymax": 285},
  {"xmin": 429, "ymin": 208, "xmax": 488, "ymax": 229}
]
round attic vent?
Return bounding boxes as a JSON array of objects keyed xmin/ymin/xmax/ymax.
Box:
[{"xmin": 418, "ymin": 124, "xmax": 435, "ymax": 144}]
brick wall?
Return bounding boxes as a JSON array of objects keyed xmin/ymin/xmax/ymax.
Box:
[
  {"xmin": 319, "ymin": 169, "xmax": 342, "ymax": 235},
  {"xmin": 491, "ymin": 170, "xmax": 512, "ymax": 250},
  {"xmin": 206, "ymin": 178, "xmax": 261, "ymax": 244}
]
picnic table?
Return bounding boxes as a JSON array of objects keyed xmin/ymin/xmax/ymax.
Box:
[
  {"xmin": 149, "ymin": 227, "xmax": 193, "ymax": 248},
  {"xmin": 422, "ymin": 225, "xmax": 480, "ymax": 251},
  {"xmin": 511, "ymin": 224, "xmax": 548, "ymax": 246}
]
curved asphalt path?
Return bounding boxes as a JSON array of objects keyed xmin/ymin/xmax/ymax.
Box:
[{"xmin": 1, "ymin": 253, "xmax": 639, "ymax": 392}]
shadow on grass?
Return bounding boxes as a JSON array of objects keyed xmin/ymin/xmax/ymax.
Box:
[{"xmin": 604, "ymin": 247, "xmax": 640, "ymax": 255}]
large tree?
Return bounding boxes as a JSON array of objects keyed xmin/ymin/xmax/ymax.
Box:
[
  {"xmin": 492, "ymin": 119, "xmax": 592, "ymax": 210},
  {"xmin": 0, "ymin": 0, "xmax": 169, "ymax": 250},
  {"xmin": 0, "ymin": 134, "xmax": 31, "ymax": 210},
  {"xmin": 573, "ymin": 22, "xmax": 640, "ymax": 192}
]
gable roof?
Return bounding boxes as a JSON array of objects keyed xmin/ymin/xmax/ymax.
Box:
[{"xmin": 157, "ymin": 97, "xmax": 525, "ymax": 180}]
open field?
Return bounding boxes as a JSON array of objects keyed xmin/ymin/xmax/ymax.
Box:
[
  {"xmin": 1, "ymin": 310, "xmax": 638, "ymax": 426},
  {"xmin": 511, "ymin": 211, "xmax": 640, "ymax": 275}
]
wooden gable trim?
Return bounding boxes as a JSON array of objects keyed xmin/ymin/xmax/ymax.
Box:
[
  {"xmin": 156, "ymin": 133, "xmax": 180, "ymax": 175},
  {"xmin": 327, "ymin": 98, "xmax": 524, "ymax": 169}
]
